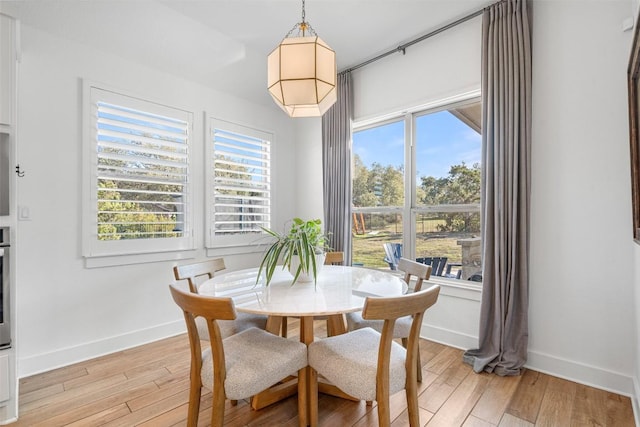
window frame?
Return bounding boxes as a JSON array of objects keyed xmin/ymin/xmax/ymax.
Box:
[
  {"xmin": 352, "ymin": 91, "xmax": 481, "ymax": 281},
  {"xmin": 205, "ymin": 117, "xmax": 274, "ymax": 253},
  {"xmin": 82, "ymin": 82, "xmax": 195, "ymax": 264}
]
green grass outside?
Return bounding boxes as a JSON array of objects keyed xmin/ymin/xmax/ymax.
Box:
[{"xmin": 351, "ymin": 217, "xmax": 476, "ymax": 268}]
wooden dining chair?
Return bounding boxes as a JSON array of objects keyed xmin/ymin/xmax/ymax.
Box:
[
  {"xmin": 281, "ymin": 251, "xmax": 345, "ymax": 338},
  {"xmin": 173, "ymin": 258, "xmax": 226, "ymax": 293},
  {"xmin": 308, "ymin": 285, "xmax": 440, "ymax": 427},
  {"xmin": 345, "ymin": 257, "xmax": 432, "ymax": 381},
  {"xmin": 169, "ymin": 284, "xmax": 308, "ymax": 427},
  {"xmin": 324, "ymin": 251, "xmax": 344, "ymax": 265},
  {"xmin": 173, "ymin": 259, "xmax": 268, "ymax": 338}
]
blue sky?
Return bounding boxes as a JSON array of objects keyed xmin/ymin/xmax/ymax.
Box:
[{"xmin": 353, "ymin": 110, "xmax": 481, "ymax": 180}]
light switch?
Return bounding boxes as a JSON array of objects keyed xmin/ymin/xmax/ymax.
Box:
[{"xmin": 18, "ymin": 205, "xmax": 30, "ymax": 221}]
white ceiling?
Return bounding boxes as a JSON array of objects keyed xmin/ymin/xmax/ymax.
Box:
[{"xmin": 3, "ymin": 0, "xmax": 493, "ymax": 106}]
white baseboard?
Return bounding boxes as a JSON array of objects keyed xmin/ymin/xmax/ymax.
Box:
[
  {"xmin": 420, "ymin": 323, "xmax": 637, "ymax": 402},
  {"xmin": 0, "ymin": 403, "xmax": 17, "ymax": 426},
  {"xmin": 18, "ymin": 320, "xmax": 185, "ymax": 378},
  {"xmin": 525, "ymin": 350, "xmax": 635, "ymax": 397},
  {"xmin": 421, "ymin": 323, "xmax": 479, "ymax": 351}
]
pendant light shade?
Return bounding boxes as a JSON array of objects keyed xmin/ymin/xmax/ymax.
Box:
[{"xmin": 267, "ymin": 1, "xmax": 337, "ymax": 117}]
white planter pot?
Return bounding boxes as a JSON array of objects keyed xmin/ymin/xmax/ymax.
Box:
[{"xmin": 288, "ymin": 253, "xmax": 326, "ymax": 283}]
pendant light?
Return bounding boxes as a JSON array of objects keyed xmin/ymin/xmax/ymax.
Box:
[{"xmin": 267, "ymin": 0, "xmax": 337, "ymax": 117}]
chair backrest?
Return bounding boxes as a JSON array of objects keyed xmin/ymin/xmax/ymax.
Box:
[
  {"xmin": 383, "ymin": 243, "xmax": 403, "ymax": 270},
  {"xmin": 362, "ymin": 285, "xmax": 440, "ymax": 396},
  {"xmin": 324, "ymin": 251, "xmax": 344, "ymax": 265},
  {"xmin": 169, "ymin": 284, "xmax": 237, "ymax": 392},
  {"xmin": 173, "ymin": 258, "xmax": 226, "ymax": 293},
  {"xmin": 397, "ymin": 258, "xmax": 432, "ymax": 292},
  {"xmin": 416, "ymin": 256, "xmax": 448, "ymax": 277},
  {"xmin": 362, "ymin": 285, "xmax": 440, "ymax": 326}
]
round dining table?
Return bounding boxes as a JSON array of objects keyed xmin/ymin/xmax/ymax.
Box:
[
  {"xmin": 199, "ymin": 264, "xmax": 406, "ymax": 318},
  {"xmin": 199, "ymin": 265, "xmax": 407, "ymax": 423}
]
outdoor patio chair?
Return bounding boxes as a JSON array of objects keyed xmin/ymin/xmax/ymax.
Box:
[{"xmin": 383, "ymin": 242, "xmax": 403, "ymax": 270}]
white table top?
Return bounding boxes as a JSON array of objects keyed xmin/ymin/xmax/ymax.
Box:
[{"xmin": 199, "ymin": 265, "xmax": 407, "ymax": 317}]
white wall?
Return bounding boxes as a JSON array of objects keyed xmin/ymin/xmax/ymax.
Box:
[
  {"xmin": 529, "ymin": 0, "xmax": 635, "ymax": 395},
  {"xmin": 15, "ymin": 25, "xmax": 298, "ymax": 376},
  {"xmin": 352, "ymin": 15, "xmax": 482, "ymax": 122}
]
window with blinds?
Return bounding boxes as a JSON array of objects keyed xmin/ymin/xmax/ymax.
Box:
[
  {"xmin": 209, "ymin": 120, "xmax": 271, "ymax": 244},
  {"xmin": 84, "ymin": 85, "xmax": 194, "ymax": 259}
]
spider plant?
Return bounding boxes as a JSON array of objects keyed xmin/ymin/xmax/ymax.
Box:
[{"xmin": 257, "ymin": 218, "xmax": 329, "ymax": 286}]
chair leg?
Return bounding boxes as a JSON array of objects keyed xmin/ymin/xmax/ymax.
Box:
[
  {"xmin": 326, "ymin": 314, "xmax": 346, "ymax": 336},
  {"xmin": 326, "ymin": 318, "xmax": 335, "ymax": 337},
  {"xmin": 376, "ymin": 391, "xmax": 391, "ymax": 427},
  {"xmin": 402, "ymin": 338, "xmax": 422, "ymax": 382},
  {"xmin": 186, "ymin": 382, "xmax": 202, "ymax": 427},
  {"xmin": 406, "ymin": 378, "xmax": 420, "ymax": 426},
  {"xmin": 298, "ymin": 367, "xmax": 308, "ymax": 427},
  {"xmin": 309, "ymin": 367, "xmax": 319, "ymax": 427},
  {"xmin": 211, "ymin": 385, "xmax": 226, "ymax": 427}
]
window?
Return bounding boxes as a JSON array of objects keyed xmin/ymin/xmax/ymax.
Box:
[
  {"xmin": 351, "ymin": 119, "xmax": 405, "ymax": 267},
  {"xmin": 83, "ymin": 85, "xmax": 194, "ymax": 259},
  {"xmin": 206, "ymin": 119, "xmax": 272, "ymax": 249},
  {"xmin": 352, "ymin": 97, "xmax": 482, "ymax": 281}
]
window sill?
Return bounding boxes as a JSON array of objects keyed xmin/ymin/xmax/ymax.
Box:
[
  {"xmin": 375, "ymin": 267, "xmax": 482, "ymax": 302},
  {"xmin": 205, "ymin": 243, "xmax": 270, "ymax": 258},
  {"xmin": 425, "ymin": 276, "xmax": 482, "ymax": 302},
  {"xmin": 84, "ymin": 249, "xmax": 197, "ymax": 269}
]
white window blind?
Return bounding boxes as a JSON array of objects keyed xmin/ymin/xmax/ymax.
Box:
[
  {"xmin": 209, "ymin": 120, "xmax": 271, "ymax": 243},
  {"xmin": 84, "ymin": 85, "xmax": 194, "ymax": 259}
]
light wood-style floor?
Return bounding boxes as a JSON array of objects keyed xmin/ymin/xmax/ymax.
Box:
[{"xmin": 12, "ymin": 320, "xmax": 636, "ymax": 427}]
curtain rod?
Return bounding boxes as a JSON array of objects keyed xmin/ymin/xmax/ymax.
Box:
[{"xmin": 341, "ymin": 4, "xmax": 490, "ymax": 74}]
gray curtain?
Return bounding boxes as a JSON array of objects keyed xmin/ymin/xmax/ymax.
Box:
[
  {"xmin": 463, "ymin": 0, "xmax": 532, "ymax": 376},
  {"xmin": 322, "ymin": 72, "xmax": 353, "ymax": 265}
]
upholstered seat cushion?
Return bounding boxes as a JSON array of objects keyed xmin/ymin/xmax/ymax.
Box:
[
  {"xmin": 196, "ymin": 311, "xmax": 268, "ymax": 340},
  {"xmin": 308, "ymin": 327, "xmax": 407, "ymax": 402},
  {"xmin": 201, "ymin": 327, "xmax": 307, "ymax": 400},
  {"xmin": 345, "ymin": 311, "xmax": 412, "ymax": 338}
]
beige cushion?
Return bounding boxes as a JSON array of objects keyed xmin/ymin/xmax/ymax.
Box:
[
  {"xmin": 201, "ymin": 327, "xmax": 307, "ymax": 400},
  {"xmin": 196, "ymin": 311, "xmax": 268, "ymax": 340},
  {"xmin": 345, "ymin": 311, "xmax": 412, "ymax": 338},
  {"xmin": 308, "ymin": 327, "xmax": 406, "ymax": 402}
]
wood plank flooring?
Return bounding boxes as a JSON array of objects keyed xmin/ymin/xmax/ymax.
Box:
[{"xmin": 12, "ymin": 320, "xmax": 636, "ymax": 426}]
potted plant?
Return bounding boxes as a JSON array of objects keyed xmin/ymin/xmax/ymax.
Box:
[{"xmin": 257, "ymin": 218, "xmax": 329, "ymax": 286}]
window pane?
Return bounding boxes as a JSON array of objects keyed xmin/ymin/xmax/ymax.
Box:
[
  {"xmin": 351, "ymin": 212, "xmax": 403, "ymax": 268},
  {"xmin": 212, "ymin": 126, "xmax": 271, "ymax": 236},
  {"xmin": 352, "ymin": 119, "xmax": 405, "ymax": 267},
  {"xmin": 352, "ymin": 120, "xmax": 405, "ymax": 208},
  {"xmin": 96, "ymin": 101, "xmax": 189, "ymax": 241},
  {"xmin": 414, "ymin": 101, "xmax": 482, "ymax": 280}
]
